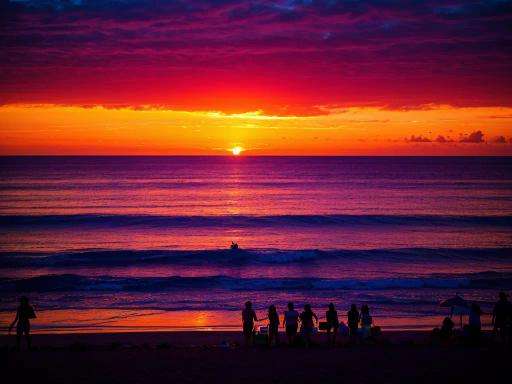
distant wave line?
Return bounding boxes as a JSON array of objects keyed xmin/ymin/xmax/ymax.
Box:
[
  {"xmin": 1, "ymin": 213, "xmax": 511, "ymax": 229},
  {"xmin": 2, "ymin": 180, "xmax": 512, "ymax": 191},
  {"xmin": 1, "ymin": 247, "xmax": 511, "ymax": 268}
]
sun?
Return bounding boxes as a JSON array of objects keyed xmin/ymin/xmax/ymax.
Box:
[{"xmin": 231, "ymin": 146, "xmax": 243, "ymax": 156}]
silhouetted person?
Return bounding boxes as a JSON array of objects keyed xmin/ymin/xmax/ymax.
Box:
[
  {"xmin": 492, "ymin": 292, "xmax": 511, "ymax": 345},
  {"xmin": 268, "ymin": 305, "xmax": 280, "ymax": 346},
  {"xmin": 469, "ymin": 303, "xmax": 482, "ymax": 332},
  {"xmin": 283, "ymin": 302, "xmax": 300, "ymax": 345},
  {"xmin": 300, "ymin": 304, "xmax": 318, "ymax": 347},
  {"xmin": 9, "ymin": 296, "xmax": 36, "ymax": 350},
  {"xmin": 360, "ymin": 304, "xmax": 373, "ymax": 340},
  {"xmin": 230, "ymin": 241, "xmax": 239, "ymax": 250},
  {"xmin": 347, "ymin": 304, "xmax": 359, "ymax": 345},
  {"xmin": 242, "ymin": 301, "xmax": 258, "ymax": 346},
  {"xmin": 326, "ymin": 303, "xmax": 339, "ymax": 346},
  {"xmin": 440, "ymin": 317, "xmax": 454, "ymax": 343},
  {"xmin": 468, "ymin": 303, "xmax": 483, "ymax": 345}
]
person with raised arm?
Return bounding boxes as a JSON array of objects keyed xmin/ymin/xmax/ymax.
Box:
[{"xmin": 300, "ymin": 304, "xmax": 318, "ymax": 347}]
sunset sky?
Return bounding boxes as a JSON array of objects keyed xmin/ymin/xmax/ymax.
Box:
[{"xmin": 1, "ymin": 0, "xmax": 511, "ymax": 155}]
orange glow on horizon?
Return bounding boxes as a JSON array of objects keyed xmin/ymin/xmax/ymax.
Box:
[{"xmin": 0, "ymin": 104, "xmax": 511, "ymax": 156}]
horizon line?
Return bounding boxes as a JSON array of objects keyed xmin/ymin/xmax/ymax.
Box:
[{"xmin": 1, "ymin": 154, "xmax": 511, "ymax": 158}]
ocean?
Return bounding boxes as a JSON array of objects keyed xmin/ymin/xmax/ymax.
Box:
[{"xmin": 0, "ymin": 156, "xmax": 511, "ymax": 332}]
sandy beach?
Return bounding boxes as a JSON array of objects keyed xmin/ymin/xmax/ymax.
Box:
[{"xmin": 2, "ymin": 331, "xmax": 510, "ymax": 384}]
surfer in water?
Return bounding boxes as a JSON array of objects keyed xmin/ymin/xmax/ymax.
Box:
[{"xmin": 230, "ymin": 241, "xmax": 239, "ymax": 250}]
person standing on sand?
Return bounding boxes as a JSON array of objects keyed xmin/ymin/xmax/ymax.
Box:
[
  {"xmin": 347, "ymin": 304, "xmax": 359, "ymax": 345},
  {"xmin": 242, "ymin": 301, "xmax": 258, "ymax": 346},
  {"xmin": 492, "ymin": 292, "xmax": 511, "ymax": 345},
  {"xmin": 283, "ymin": 302, "xmax": 300, "ymax": 345},
  {"xmin": 300, "ymin": 304, "xmax": 318, "ymax": 347},
  {"xmin": 268, "ymin": 305, "xmax": 280, "ymax": 346},
  {"xmin": 359, "ymin": 304, "xmax": 373, "ymax": 339},
  {"xmin": 9, "ymin": 296, "xmax": 36, "ymax": 350},
  {"xmin": 468, "ymin": 303, "xmax": 483, "ymax": 345},
  {"xmin": 326, "ymin": 303, "xmax": 339, "ymax": 347}
]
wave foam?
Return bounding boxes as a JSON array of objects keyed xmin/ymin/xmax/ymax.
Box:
[
  {"xmin": 1, "ymin": 248, "xmax": 509, "ymax": 268},
  {"xmin": 2, "ymin": 272, "xmax": 511, "ymax": 293}
]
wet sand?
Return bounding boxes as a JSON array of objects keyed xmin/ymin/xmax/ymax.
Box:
[{"xmin": 1, "ymin": 331, "xmax": 509, "ymax": 383}]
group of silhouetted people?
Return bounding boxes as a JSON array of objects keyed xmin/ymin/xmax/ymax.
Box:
[
  {"xmin": 242, "ymin": 301, "xmax": 374, "ymax": 347},
  {"xmin": 7, "ymin": 291, "xmax": 512, "ymax": 350},
  {"xmin": 431, "ymin": 292, "xmax": 512, "ymax": 347}
]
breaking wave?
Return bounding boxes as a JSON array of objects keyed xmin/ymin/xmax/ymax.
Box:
[
  {"xmin": 1, "ymin": 271, "xmax": 511, "ymax": 293},
  {"xmin": 1, "ymin": 248, "xmax": 510, "ymax": 268}
]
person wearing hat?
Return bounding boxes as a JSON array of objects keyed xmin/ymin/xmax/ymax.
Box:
[
  {"xmin": 9, "ymin": 296, "xmax": 36, "ymax": 350},
  {"xmin": 492, "ymin": 292, "xmax": 511, "ymax": 345}
]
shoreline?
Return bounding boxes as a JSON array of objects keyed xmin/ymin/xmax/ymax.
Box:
[
  {"xmin": 0, "ymin": 330, "xmax": 482, "ymax": 348},
  {"xmin": 0, "ymin": 325, "xmax": 462, "ymax": 335}
]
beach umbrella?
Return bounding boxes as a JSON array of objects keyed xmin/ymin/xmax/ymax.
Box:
[{"xmin": 440, "ymin": 294, "xmax": 469, "ymax": 328}]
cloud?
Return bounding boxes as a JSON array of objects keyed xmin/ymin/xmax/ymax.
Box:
[
  {"xmin": 491, "ymin": 135, "xmax": 507, "ymax": 143},
  {"xmin": 406, "ymin": 132, "xmax": 497, "ymax": 144},
  {"xmin": 434, "ymin": 135, "xmax": 454, "ymax": 143},
  {"xmin": 459, "ymin": 130, "xmax": 485, "ymax": 143},
  {"xmin": 406, "ymin": 135, "xmax": 431, "ymax": 143},
  {"xmin": 1, "ymin": 1, "xmax": 512, "ymax": 112}
]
